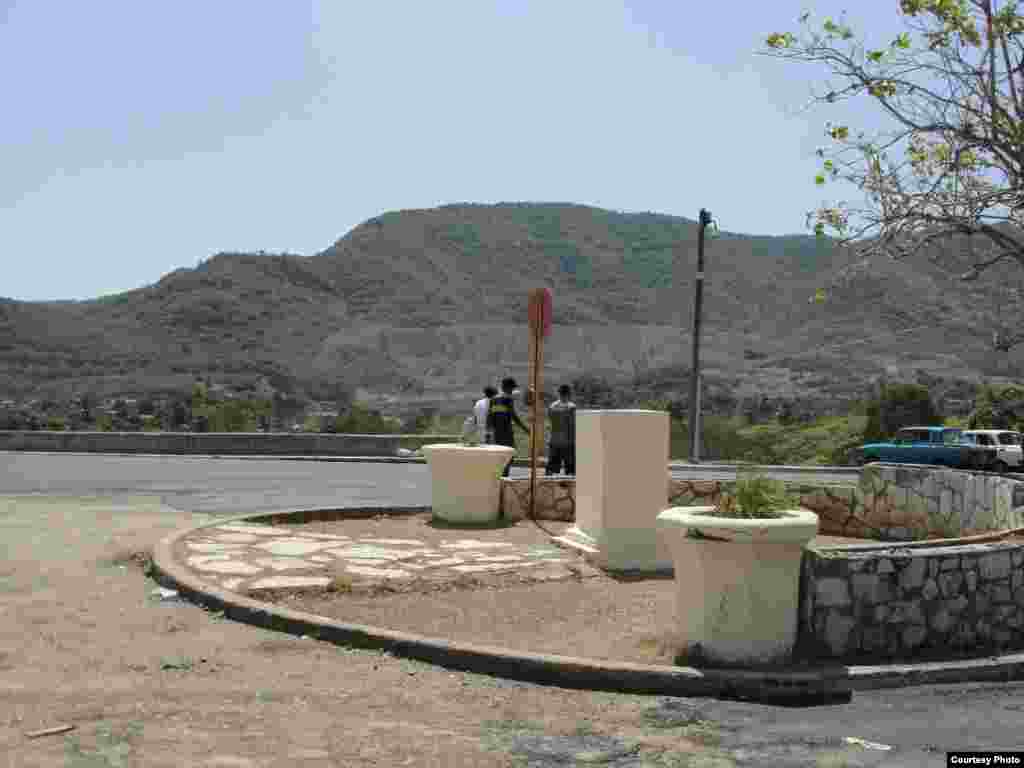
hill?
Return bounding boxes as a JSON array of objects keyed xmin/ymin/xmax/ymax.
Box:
[{"xmin": 1, "ymin": 202, "xmax": 1021, "ymax": 417}]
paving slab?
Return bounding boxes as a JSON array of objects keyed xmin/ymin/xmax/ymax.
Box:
[
  {"xmin": 248, "ymin": 575, "xmax": 331, "ymax": 590},
  {"xmin": 251, "ymin": 558, "xmax": 321, "ymax": 571},
  {"xmin": 185, "ymin": 554, "xmax": 234, "ymax": 566},
  {"xmin": 343, "ymin": 565, "xmax": 410, "ymax": 578},
  {"xmin": 440, "ymin": 541, "xmax": 515, "ymax": 550},
  {"xmin": 362, "ymin": 538, "xmax": 426, "ymax": 545},
  {"xmin": 213, "ymin": 533, "xmax": 264, "ymax": 543},
  {"xmin": 185, "ymin": 541, "xmax": 250, "ymax": 553},
  {"xmin": 215, "ymin": 523, "xmax": 283, "ymax": 536},
  {"xmin": 192, "ymin": 560, "xmax": 263, "ymax": 575},
  {"xmin": 254, "ymin": 539, "xmax": 338, "ymax": 556},
  {"xmin": 452, "ymin": 562, "xmax": 544, "ymax": 573}
]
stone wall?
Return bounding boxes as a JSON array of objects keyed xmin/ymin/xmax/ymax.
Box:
[
  {"xmin": 501, "ymin": 478, "xmax": 576, "ymax": 522},
  {"xmin": 805, "ymin": 465, "xmax": 1024, "ymax": 541},
  {"xmin": 798, "ymin": 538, "xmax": 1024, "ymax": 662},
  {"xmin": 505, "ymin": 465, "xmax": 1024, "ymax": 540},
  {"xmin": 0, "ymin": 430, "xmax": 460, "ymax": 457},
  {"xmin": 500, "ymin": 477, "xmax": 729, "ymax": 523}
]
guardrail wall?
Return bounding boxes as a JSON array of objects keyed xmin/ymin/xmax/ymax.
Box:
[{"xmin": 0, "ymin": 431, "xmax": 462, "ymax": 457}]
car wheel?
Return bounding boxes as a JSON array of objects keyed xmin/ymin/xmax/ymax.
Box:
[{"xmin": 993, "ymin": 460, "xmax": 1009, "ymax": 474}]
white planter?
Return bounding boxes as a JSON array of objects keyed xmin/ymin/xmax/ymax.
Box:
[
  {"xmin": 656, "ymin": 506, "xmax": 819, "ymax": 666},
  {"xmin": 422, "ymin": 443, "xmax": 516, "ymax": 525}
]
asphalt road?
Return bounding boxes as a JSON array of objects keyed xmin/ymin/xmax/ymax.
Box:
[
  {"xmin": 0, "ymin": 453, "xmax": 859, "ymax": 516},
  {"xmin": 3, "ymin": 451, "xmax": 1023, "ymax": 763},
  {"xmin": 0, "ymin": 453, "xmax": 435, "ymax": 514}
]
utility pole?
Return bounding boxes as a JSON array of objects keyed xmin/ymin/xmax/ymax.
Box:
[{"xmin": 688, "ymin": 208, "xmax": 713, "ymax": 463}]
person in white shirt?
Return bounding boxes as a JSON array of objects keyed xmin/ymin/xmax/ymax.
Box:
[{"xmin": 473, "ymin": 386, "xmax": 498, "ymax": 444}]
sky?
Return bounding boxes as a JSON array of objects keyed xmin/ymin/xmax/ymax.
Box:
[{"xmin": 1, "ymin": 0, "xmax": 905, "ymax": 302}]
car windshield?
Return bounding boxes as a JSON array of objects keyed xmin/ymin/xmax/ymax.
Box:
[
  {"xmin": 973, "ymin": 433, "xmax": 993, "ymax": 446},
  {"xmin": 960, "ymin": 434, "xmax": 978, "ymax": 445},
  {"xmin": 998, "ymin": 432, "xmax": 1022, "ymax": 445}
]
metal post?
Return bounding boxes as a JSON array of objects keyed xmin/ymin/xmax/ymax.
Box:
[{"xmin": 688, "ymin": 209, "xmax": 712, "ymax": 463}]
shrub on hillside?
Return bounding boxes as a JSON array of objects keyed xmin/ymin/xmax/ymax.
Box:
[
  {"xmin": 402, "ymin": 407, "xmax": 439, "ymax": 434},
  {"xmin": 570, "ymin": 374, "xmax": 627, "ymax": 409},
  {"xmin": 334, "ymin": 403, "xmax": 400, "ymax": 434},
  {"xmin": 867, "ymin": 383, "xmax": 942, "ymax": 438},
  {"xmin": 968, "ymin": 383, "xmax": 1024, "ymax": 430}
]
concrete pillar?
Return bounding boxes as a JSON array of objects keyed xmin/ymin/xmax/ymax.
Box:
[{"xmin": 552, "ymin": 409, "xmax": 671, "ymax": 572}]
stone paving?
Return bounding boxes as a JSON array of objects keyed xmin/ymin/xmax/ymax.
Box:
[{"xmin": 177, "ymin": 520, "xmax": 578, "ymax": 593}]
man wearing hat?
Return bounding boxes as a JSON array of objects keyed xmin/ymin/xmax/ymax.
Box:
[{"xmin": 487, "ymin": 376, "xmax": 530, "ymax": 478}]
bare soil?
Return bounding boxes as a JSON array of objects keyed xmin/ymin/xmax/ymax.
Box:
[
  {"xmin": 1, "ymin": 495, "xmax": 886, "ymax": 768},
  {"xmin": 0, "ymin": 495, "xmax": 747, "ymax": 768},
  {"xmin": 258, "ymin": 515, "xmax": 868, "ymax": 667}
]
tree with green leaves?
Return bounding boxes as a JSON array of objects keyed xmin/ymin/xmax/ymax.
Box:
[{"xmin": 766, "ymin": 1, "xmax": 1024, "ymax": 283}]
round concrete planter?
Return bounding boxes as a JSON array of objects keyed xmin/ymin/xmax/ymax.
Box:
[
  {"xmin": 656, "ymin": 505, "xmax": 819, "ymax": 666},
  {"xmin": 422, "ymin": 443, "xmax": 516, "ymax": 525}
]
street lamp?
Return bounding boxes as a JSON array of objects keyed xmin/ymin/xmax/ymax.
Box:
[{"xmin": 688, "ymin": 208, "xmax": 714, "ymax": 463}]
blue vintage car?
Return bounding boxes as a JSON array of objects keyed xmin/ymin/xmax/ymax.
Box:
[{"xmin": 849, "ymin": 426, "xmax": 998, "ymax": 470}]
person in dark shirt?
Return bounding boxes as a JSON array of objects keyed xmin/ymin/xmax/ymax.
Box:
[
  {"xmin": 546, "ymin": 384, "xmax": 576, "ymax": 475},
  {"xmin": 487, "ymin": 376, "xmax": 530, "ymax": 478}
]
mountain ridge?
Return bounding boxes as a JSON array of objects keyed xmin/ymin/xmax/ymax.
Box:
[{"xmin": 1, "ymin": 202, "xmax": 1020, "ymax": 416}]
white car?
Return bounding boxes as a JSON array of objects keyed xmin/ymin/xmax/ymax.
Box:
[{"xmin": 961, "ymin": 429, "xmax": 1023, "ymax": 472}]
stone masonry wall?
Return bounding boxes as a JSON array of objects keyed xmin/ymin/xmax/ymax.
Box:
[
  {"xmin": 500, "ymin": 477, "xmax": 724, "ymax": 522},
  {"xmin": 806, "ymin": 465, "xmax": 1024, "ymax": 541},
  {"xmin": 501, "ymin": 478, "xmax": 576, "ymax": 522},
  {"xmin": 798, "ymin": 539, "xmax": 1024, "ymax": 662},
  {"xmin": 505, "ymin": 467, "xmax": 1024, "ymax": 541}
]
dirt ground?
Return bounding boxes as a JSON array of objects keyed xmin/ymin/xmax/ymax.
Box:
[
  {"xmin": 0, "ymin": 494, "xmax": 763, "ymax": 768},
  {"xmin": 256, "ymin": 514, "xmax": 872, "ymax": 668},
  {"xmin": 253, "ymin": 514, "xmax": 680, "ymax": 665},
  {"xmin": 2, "ymin": 494, "xmax": 928, "ymax": 768}
]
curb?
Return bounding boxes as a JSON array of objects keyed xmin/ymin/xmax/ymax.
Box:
[{"xmin": 151, "ymin": 506, "xmax": 1024, "ymax": 701}]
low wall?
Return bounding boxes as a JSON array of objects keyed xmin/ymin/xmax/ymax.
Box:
[
  {"xmin": 805, "ymin": 464, "xmax": 1024, "ymax": 541},
  {"xmin": 0, "ymin": 430, "xmax": 461, "ymax": 457},
  {"xmin": 500, "ymin": 477, "xmax": 743, "ymax": 522},
  {"xmin": 502, "ymin": 467, "xmax": 1024, "ymax": 541},
  {"xmin": 798, "ymin": 538, "xmax": 1024, "ymax": 662}
]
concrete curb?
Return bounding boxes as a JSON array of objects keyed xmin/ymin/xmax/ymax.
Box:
[{"xmin": 151, "ymin": 506, "xmax": 1024, "ymax": 701}]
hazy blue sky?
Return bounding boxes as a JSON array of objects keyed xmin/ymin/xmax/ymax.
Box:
[{"xmin": 2, "ymin": 0, "xmax": 902, "ymax": 301}]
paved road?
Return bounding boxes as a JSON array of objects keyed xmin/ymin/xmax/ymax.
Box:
[
  {"xmin": 0, "ymin": 454, "xmax": 858, "ymax": 516},
  {"xmin": 4, "ymin": 452, "xmax": 1024, "ymax": 762},
  {"xmin": 0, "ymin": 453, "xmax": 436, "ymax": 514}
]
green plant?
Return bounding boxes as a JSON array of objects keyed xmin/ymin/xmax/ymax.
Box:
[
  {"xmin": 334, "ymin": 402, "xmax": 401, "ymax": 434},
  {"xmin": 159, "ymin": 655, "xmax": 194, "ymax": 671},
  {"xmin": 710, "ymin": 473, "xmax": 796, "ymax": 518},
  {"xmin": 65, "ymin": 721, "xmax": 143, "ymax": 767}
]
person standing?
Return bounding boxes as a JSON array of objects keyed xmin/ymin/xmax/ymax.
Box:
[
  {"xmin": 472, "ymin": 385, "xmax": 498, "ymax": 444},
  {"xmin": 487, "ymin": 377, "xmax": 530, "ymax": 477},
  {"xmin": 546, "ymin": 384, "xmax": 576, "ymax": 475}
]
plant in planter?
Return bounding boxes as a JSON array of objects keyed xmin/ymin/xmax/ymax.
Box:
[
  {"xmin": 657, "ymin": 473, "xmax": 819, "ymax": 666},
  {"xmin": 707, "ymin": 473, "xmax": 795, "ymax": 520}
]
